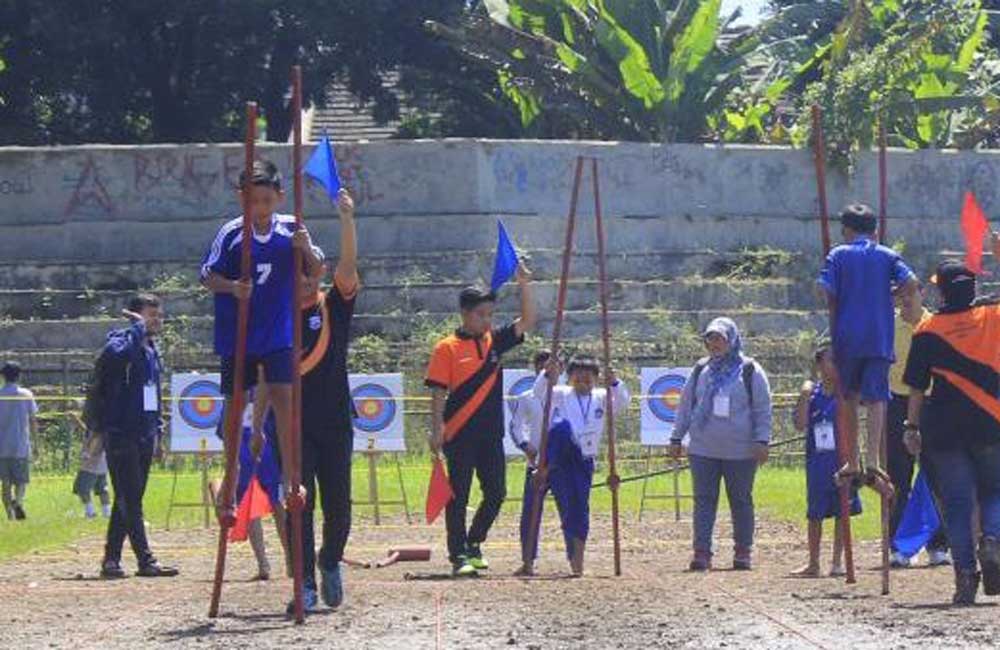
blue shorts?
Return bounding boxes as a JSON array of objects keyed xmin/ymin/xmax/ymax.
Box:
[
  {"xmin": 806, "ymin": 451, "xmax": 862, "ymax": 521},
  {"xmin": 837, "ymin": 357, "xmax": 891, "ymax": 403},
  {"xmin": 220, "ymin": 348, "xmax": 293, "ymax": 395}
]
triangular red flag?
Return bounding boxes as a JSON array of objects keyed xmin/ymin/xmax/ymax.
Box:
[
  {"xmin": 229, "ymin": 475, "xmax": 273, "ymax": 542},
  {"xmin": 425, "ymin": 457, "xmax": 454, "ymax": 525},
  {"xmin": 961, "ymin": 190, "xmax": 989, "ymax": 275}
]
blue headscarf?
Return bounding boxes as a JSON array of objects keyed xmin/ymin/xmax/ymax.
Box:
[{"xmin": 692, "ymin": 317, "xmax": 745, "ymax": 426}]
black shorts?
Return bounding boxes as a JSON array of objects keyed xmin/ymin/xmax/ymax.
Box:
[{"xmin": 220, "ymin": 348, "xmax": 293, "ymax": 396}]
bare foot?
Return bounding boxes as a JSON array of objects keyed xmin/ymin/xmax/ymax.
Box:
[
  {"xmin": 829, "ymin": 565, "xmax": 846, "ymax": 577},
  {"xmin": 513, "ymin": 564, "xmax": 535, "ymax": 577},
  {"xmin": 791, "ymin": 564, "xmax": 821, "ymax": 578}
]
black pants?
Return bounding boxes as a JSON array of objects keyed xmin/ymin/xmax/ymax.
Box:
[
  {"xmin": 444, "ymin": 435, "xmax": 506, "ymax": 563},
  {"xmin": 297, "ymin": 424, "xmax": 353, "ymax": 588},
  {"xmin": 887, "ymin": 395, "xmax": 948, "ymax": 552},
  {"xmin": 104, "ymin": 438, "xmax": 155, "ymax": 567}
]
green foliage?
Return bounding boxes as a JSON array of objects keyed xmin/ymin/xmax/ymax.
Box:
[
  {"xmin": 428, "ymin": 0, "xmax": 818, "ymax": 142},
  {"xmin": 0, "ymin": 1, "xmax": 463, "ymax": 144},
  {"xmin": 792, "ymin": 0, "xmax": 1000, "ymax": 169}
]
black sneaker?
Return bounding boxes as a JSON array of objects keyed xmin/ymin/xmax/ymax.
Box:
[
  {"xmin": 978, "ymin": 536, "xmax": 1000, "ymax": 596},
  {"xmin": 12, "ymin": 503, "xmax": 25, "ymax": 520},
  {"xmin": 101, "ymin": 560, "xmax": 126, "ymax": 579},
  {"xmin": 137, "ymin": 561, "xmax": 179, "ymax": 578}
]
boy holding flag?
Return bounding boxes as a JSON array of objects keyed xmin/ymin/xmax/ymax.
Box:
[{"xmin": 425, "ymin": 221, "xmax": 535, "ymax": 576}]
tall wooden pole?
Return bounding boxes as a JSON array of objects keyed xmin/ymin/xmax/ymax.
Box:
[
  {"xmin": 209, "ymin": 101, "xmax": 257, "ymax": 618},
  {"xmin": 289, "ymin": 64, "xmax": 307, "ymax": 624},
  {"xmin": 592, "ymin": 157, "xmax": 622, "ymax": 576},
  {"xmin": 812, "ymin": 104, "xmax": 857, "ymax": 586},
  {"xmin": 878, "ymin": 118, "xmax": 888, "ymax": 244},
  {"xmin": 522, "ymin": 156, "xmax": 584, "ymax": 569}
]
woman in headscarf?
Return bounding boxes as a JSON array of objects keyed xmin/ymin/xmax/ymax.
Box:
[{"xmin": 670, "ymin": 318, "xmax": 773, "ymax": 571}]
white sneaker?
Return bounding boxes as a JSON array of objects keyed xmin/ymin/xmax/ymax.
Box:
[
  {"xmin": 101, "ymin": 504, "xmax": 112, "ymax": 518},
  {"xmin": 84, "ymin": 503, "xmax": 96, "ymax": 519},
  {"xmin": 890, "ymin": 551, "xmax": 911, "ymax": 568},
  {"xmin": 927, "ymin": 550, "xmax": 952, "ymax": 567}
]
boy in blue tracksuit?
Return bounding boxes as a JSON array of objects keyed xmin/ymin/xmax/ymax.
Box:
[
  {"xmin": 99, "ymin": 294, "xmax": 178, "ymax": 579},
  {"xmin": 792, "ymin": 341, "xmax": 861, "ymax": 578},
  {"xmin": 535, "ymin": 355, "xmax": 630, "ymax": 576}
]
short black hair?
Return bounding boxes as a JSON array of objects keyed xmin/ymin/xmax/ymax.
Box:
[
  {"xmin": 128, "ymin": 293, "xmax": 161, "ymax": 314},
  {"xmin": 459, "ymin": 286, "xmax": 496, "ymax": 311},
  {"xmin": 1, "ymin": 362, "xmax": 21, "ymax": 383},
  {"xmin": 238, "ymin": 160, "xmax": 283, "ymax": 192},
  {"xmin": 840, "ymin": 203, "xmax": 877, "ymax": 234},
  {"xmin": 532, "ymin": 350, "xmax": 552, "ymax": 372},
  {"xmin": 567, "ymin": 355, "xmax": 600, "ymax": 375}
]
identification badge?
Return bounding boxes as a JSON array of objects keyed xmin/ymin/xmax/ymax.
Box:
[
  {"xmin": 143, "ymin": 384, "xmax": 159, "ymax": 411},
  {"xmin": 814, "ymin": 421, "xmax": 836, "ymax": 451},
  {"xmin": 713, "ymin": 395, "xmax": 731, "ymax": 418}
]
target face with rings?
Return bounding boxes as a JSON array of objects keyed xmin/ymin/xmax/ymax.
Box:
[
  {"xmin": 648, "ymin": 374, "xmax": 687, "ymax": 423},
  {"xmin": 351, "ymin": 382, "xmax": 397, "ymax": 434},
  {"xmin": 507, "ymin": 375, "xmax": 535, "ymax": 414},
  {"xmin": 179, "ymin": 379, "xmax": 223, "ymax": 429}
]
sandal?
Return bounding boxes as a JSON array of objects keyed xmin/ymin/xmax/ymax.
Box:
[{"xmin": 833, "ymin": 464, "xmax": 863, "ymax": 490}]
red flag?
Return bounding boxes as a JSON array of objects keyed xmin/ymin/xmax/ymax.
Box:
[
  {"xmin": 425, "ymin": 457, "xmax": 453, "ymax": 525},
  {"xmin": 229, "ymin": 475, "xmax": 273, "ymax": 542},
  {"xmin": 961, "ymin": 191, "xmax": 989, "ymax": 274}
]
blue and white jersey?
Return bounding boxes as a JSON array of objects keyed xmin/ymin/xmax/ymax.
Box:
[{"xmin": 201, "ymin": 213, "xmax": 298, "ymax": 357}]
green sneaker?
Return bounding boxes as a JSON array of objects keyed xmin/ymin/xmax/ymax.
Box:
[
  {"xmin": 467, "ymin": 545, "xmax": 489, "ymax": 571},
  {"xmin": 452, "ymin": 556, "xmax": 478, "ymax": 577}
]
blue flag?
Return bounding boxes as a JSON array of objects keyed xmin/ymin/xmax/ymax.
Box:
[
  {"xmin": 304, "ymin": 135, "xmax": 341, "ymax": 202},
  {"xmin": 491, "ymin": 220, "xmax": 519, "ymax": 292},
  {"xmin": 893, "ymin": 470, "xmax": 941, "ymax": 559}
]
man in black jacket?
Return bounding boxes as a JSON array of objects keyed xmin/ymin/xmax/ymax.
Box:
[{"xmin": 100, "ymin": 294, "xmax": 178, "ymax": 579}]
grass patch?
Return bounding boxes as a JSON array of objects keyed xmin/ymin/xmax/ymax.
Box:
[{"xmin": 0, "ymin": 462, "xmax": 884, "ymax": 562}]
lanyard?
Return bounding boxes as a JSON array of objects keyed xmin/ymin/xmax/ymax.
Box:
[{"xmin": 576, "ymin": 393, "xmax": 593, "ymax": 425}]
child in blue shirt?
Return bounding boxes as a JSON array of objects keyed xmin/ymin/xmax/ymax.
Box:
[
  {"xmin": 201, "ymin": 160, "xmax": 322, "ymax": 519},
  {"xmin": 817, "ymin": 204, "xmax": 919, "ymax": 493},
  {"xmin": 792, "ymin": 341, "xmax": 861, "ymax": 577}
]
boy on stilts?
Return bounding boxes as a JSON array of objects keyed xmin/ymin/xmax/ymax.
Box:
[
  {"xmin": 535, "ymin": 355, "xmax": 630, "ymax": 576},
  {"xmin": 818, "ymin": 204, "xmax": 919, "ymax": 494}
]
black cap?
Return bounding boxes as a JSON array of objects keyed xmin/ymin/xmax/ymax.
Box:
[
  {"xmin": 459, "ymin": 286, "xmax": 496, "ymax": 310},
  {"xmin": 840, "ymin": 203, "xmax": 877, "ymax": 234},
  {"xmin": 932, "ymin": 260, "xmax": 976, "ymax": 311}
]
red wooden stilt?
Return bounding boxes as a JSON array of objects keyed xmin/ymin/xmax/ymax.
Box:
[
  {"xmin": 592, "ymin": 158, "xmax": 622, "ymax": 577},
  {"xmin": 209, "ymin": 102, "xmax": 257, "ymax": 618},
  {"xmin": 813, "ymin": 105, "xmax": 857, "ymax": 586},
  {"xmin": 523, "ymin": 156, "xmax": 584, "ymax": 569}
]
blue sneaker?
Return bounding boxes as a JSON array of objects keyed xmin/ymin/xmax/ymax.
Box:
[
  {"xmin": 286, "ymin": 585, "xmax": 320, "ymax": 616},
  {"xmin": 321, "ymin": 564, "xmax": 344, "ymax": 608}
]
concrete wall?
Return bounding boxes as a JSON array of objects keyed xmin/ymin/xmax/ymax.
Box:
[{"xmin": 0, "ymin": 139, "xmax": 993, "ymax": 262}]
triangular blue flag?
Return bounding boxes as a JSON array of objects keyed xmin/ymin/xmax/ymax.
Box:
[
  {"xmin": 892, "ymin": 470, "xmax": 941, "ymax": 559},
  {"xmin": 304, "ymin": 135, "xmax": 341, "ymax": 202},
  {"xmin": 490, "ymin": 220, "xmax": 519, "ymax": 292}
]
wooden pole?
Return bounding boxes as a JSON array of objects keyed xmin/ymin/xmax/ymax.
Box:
[
  {"xmin": 878, "ymin": 118, "xmax": 888, "ymax": 244},
  {"xmin": 812, "ymin": 104, "xmax": 857, "ymax": 586},
  {"xmin": 289, "ymin": 64, "xmax": 307, "ymax": 624},
  {"xmin": 522, "ymin": 156, "xmax": 584, "ymax": 568},
  {"xmin": 209, "ymin": 101, "xmax": 257, "ymax": 619},
  {"xmin": 812, "ymin": 105, "xmax": 832, "ymax": 256},
  {"xmin": 592, "ymin": 157, "xmax": 622, "ymax": 577},
  {"xmin": 878, "ymin": 114, "xmax": 891, "ymax": 596}
]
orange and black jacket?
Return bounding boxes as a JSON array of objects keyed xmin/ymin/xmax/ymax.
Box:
[
  {"xmin": 903, "ymin": 302, "xmax": 1000, "ymax": 449},
  {"xmin": 424, "ymin": 324, "xmax": 523, "ymax": 445}
]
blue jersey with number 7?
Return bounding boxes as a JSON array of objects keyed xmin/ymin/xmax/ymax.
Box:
[{"xmin": 201, "ymin": 213, "xmax": 298, "ymax": 357}]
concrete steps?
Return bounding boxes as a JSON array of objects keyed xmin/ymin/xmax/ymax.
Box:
[{"xmin": 0, "ymin": 278, "xmax": 812, "ymax": 321}]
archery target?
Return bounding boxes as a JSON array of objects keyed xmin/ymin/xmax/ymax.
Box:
[
  {"xmin": 170, "ymin": 373, "xmax": 224, "ymax": 453},
  {"xmin": 349, "ymin": 373, "xmax": 405, "ymax": 452},
  {"xmin": 640, "ymin": 367, "xmax": 692, "ymax": 446}
]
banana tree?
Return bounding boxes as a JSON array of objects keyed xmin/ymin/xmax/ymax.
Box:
[{"xmin": 426, "ymin": 0, "xmax": 823, "ymax": 142}]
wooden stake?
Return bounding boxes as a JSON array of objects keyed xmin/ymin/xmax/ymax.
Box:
[
  {"xmin": 878, "ymin": 118, "xmax": 888, "ymax": 244},
  {"xmin": 209, "ymin": 101, "xmax": 257, "ymax": 619},
  {"xmin": 812, "ymin": 105, "xmax": 832, "ymax": 256},
  {"xmin": 592, "ymin": 157, "xmax": 622, "ymax": 577}
]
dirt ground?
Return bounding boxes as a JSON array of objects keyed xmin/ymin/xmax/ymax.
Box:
[{"xmin": 1, "ymin": 510, "xmax": 997, "ymax": 650}]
